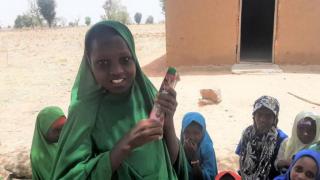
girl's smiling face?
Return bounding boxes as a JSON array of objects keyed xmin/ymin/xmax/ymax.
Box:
[
  {"xmin": 89, "ymin": 35, "xmax": 136, "ymax": 95},
  {"xmin": 297, "ymin": 117, "xmax": 317, "ymax": 144},
  {"xmin": 290, "ymin": 156, "xmax": 318, "ymax": 180}
]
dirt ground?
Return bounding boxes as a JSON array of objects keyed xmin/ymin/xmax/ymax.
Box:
[{"xmin": 1, "ymin": 24, "xmax": 320, "ymax": 177}]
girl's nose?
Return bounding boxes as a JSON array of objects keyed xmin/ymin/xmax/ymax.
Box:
[
  {"xmin": 260, "ymin": 116, "xmax": 268, "ymax": 123},
  {"xmin": 296, "ymin": 174, "xmax": 306, "ymax": 180},
  {"xmin": 110, "ymin": 63, "xmax": 124, "ymax": 75}
]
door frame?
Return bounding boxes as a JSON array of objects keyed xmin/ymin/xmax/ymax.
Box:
[{"xmin": 236, "ymin": 0, "xmax": 279, "ymax": 64}]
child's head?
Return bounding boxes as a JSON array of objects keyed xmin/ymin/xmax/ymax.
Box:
[
  {"xmin": 252, "ymin": 96, "xmax": 279, "ymax": 134},
  {"xmin": 297, "ymin": 117, "xmax": 317, "ymax": 144},
  {"xmin": 85, "ymin": 24, "xmax": 136, "ymax": 95},
  {"xmin": 183, "ymin": 121, "xmax": 203, "ymax": 145},
  {"xmin": 37, "ymin": 106, "xmax": 66, "ymax": 143},
  {"xmin": 46, "ymin": 116, "xmax": 66, "ymax": 143},
  {"xmin": 181, "ymin": 112, "xmax": 206, "ymax": 145},
  {"xmin": 289, "ymin": 150, "xmax": 320, "ymax": 180},
  {"xmin": 215, "ymin": 171, "xmax": 241, "ymax": 180}
]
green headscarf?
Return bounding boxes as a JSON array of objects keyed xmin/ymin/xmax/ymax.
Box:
[
  {"xmin": 51, "ymin": 21, "xmax": 187, "ymax": 180},
  {"xmin": 30, "ymin": 106, "xmax": 65, "ymax": 180}
]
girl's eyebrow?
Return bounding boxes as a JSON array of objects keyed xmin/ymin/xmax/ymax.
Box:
[{"xmin": 118, "ymin": 50, "xmax": 132, "ymax": 55}]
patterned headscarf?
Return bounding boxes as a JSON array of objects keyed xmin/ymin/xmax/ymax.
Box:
[
  {"xmin": 239, "ymin": 96, "xmax": 280, "ymax": 180},
  {"xmin": 253, "ymin": 95, "xmax": 280, "ymax": 126}
]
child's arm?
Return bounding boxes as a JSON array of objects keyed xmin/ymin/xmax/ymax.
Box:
[
  {"xmin": 156, "ymin": 87, "xmax": 179, "ymax": 164},
  {"xmin": 200, "ymin": 145, "xmax": 218, "ymax": 179},
  {"xmin": 274, "ymin": 138, "xmax": 290, "ymax": 171},
  {"xmin": 190, "ymin": 161, "xmax": 204, "ymax": 180},
  {"xmin": 235, "ymin": 130, "xmax": 246, "ymax": 175},
  {"xmin": 184, "ymin": 139, "xmax": 204, "ymax": 179},
  {"xmin": 110, "ymin": 119, "xmax": 163, "ymax": 171},
  {"xmin": 51, "ymin": 117, "xmax": 162, "ymax": 180}
]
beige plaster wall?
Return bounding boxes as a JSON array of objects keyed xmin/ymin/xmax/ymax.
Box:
[
  {"xmin": 165, "ymin": 0, "xmax": 240, "ymax": 66},
  {"xmin": 275, "ymin": 0, "xmax": 320, "ymax": 64}
]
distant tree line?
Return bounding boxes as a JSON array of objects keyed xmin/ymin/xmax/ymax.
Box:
[
  {"xmin": 13, "ymin": 0, "xmax": 158, "ymax": 29},
  {"xmin": 134, "ymin": 13, "xmax": 155, "ymax": 25}
]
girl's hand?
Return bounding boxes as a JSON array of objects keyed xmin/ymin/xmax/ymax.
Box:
[
  {"xmin": 111, "ymin": 119, "xmax": 162, "ymax": 172},
  {"xmin": 183, "ymin": 138, "xmax": 198, "ymax": 161},
  {"xmin": 124, "ymin": 119, "xmax": 163, "ymax": 150},
  {"xmin": 155, "ymin": 87, "xmax": 180, "ymax": 164},
  {"xmin": 155, "ymin": 87, "xmax": 177, "ymax": 127}
]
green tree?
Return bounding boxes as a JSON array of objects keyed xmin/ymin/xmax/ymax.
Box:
[
  {"xmin": 160, "ymin": 0, "xmax": 165, "ymax": 14},
  {"xmin": 28, "ymin": 0, "xmax": 43, "ymax": 26},
  {"xmin": 14, "ymin": 14, "xmax": 34, "ymax": 28},
  {"xmin": 85, "ymin": 16, "xmax": 91, "ymax": 26},
  {"xmin": 102, "ymin": 0, "xmax": 131, "ymax": 24},
  {"xmin": 134, "ymin": 12, "xmax": 142, "ymax": 24},
  {"xmin": 37, "ymin": 0, "xmax": 56, "ymax": 27},
  {"xmin": 14, "ymin": 0, "xmax": 43, "ymax": 29},
  {"xmin": 145, "ymin": 16, "xmax": 154, "ymax": 24}
]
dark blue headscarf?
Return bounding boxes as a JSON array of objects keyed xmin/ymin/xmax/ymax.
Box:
[
  {"xmin": 181, "ymin": 112, "xmax": 218, "ymax": 180},
  {"xmin": 274, "ymin": 149, "xmax": 320, "ymax": 180}
]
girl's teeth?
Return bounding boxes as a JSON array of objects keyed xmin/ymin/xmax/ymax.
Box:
[{"xmin": 112, "ymin": 79, "xmax": 124, "ymax": 84}]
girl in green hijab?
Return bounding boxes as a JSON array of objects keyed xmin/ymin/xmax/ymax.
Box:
[
  {"xmin": 51, "ymin": 21, "xmax": 188, "ymax": 180},
  {"xmin": 30, "ymin": 106, "xmax": 67, "ymax": 180}
]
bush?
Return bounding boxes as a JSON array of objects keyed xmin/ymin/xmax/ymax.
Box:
[
  {"xmin": 134, "ymin": 12, "xmax": 142, "ymax": 24},
  {"xmin": 145, "ymin": 16, "xmax": 154, "ymax": 24},
  {"xmin": 14, "ymin": 14, "xmax": 34, "ymax": 28},
  {"xmin": 85, "ymin": 16, "xmax": 91, "ymax": 26}
]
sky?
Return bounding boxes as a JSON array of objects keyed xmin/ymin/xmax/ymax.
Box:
[{"xmin": 0, "ymin": 0, "xmax": 165, "ymax": 27}]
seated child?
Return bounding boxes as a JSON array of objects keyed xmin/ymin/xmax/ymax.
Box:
[
  {"xmin": 30, "ymin": 106, "xmax": 67, "ymax": 180},
  {"xmin": 274, "ymin": 149, "xmax": 320, "ymax": 180},
  {"xmin": 215, "ymin": 171, "xmax": 241, "ymax": 180},
  {"xmin": 236, "ymin": 95, "xmax": 288, "ymax": 179},
  {"xmin": 51, "ymin": 21, "xmax": 188, "ymax": 180},
  {"xmin": 181, "ymin": 112, "xmax": 218, "ymax": 180},
  {"xmin": 276, "ymin": 111, "xmax": 320, "ymax": 170}
]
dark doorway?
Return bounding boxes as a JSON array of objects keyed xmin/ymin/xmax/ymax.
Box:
[{"xmin": 240, "ymin": 0, "xmax": 276, "ymax": 62}]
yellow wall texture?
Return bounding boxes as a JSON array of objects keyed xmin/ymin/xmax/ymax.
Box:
[
  {"xmin": 165, "ymin": 0, "xmax": 240, "ymax": 66},
  {"xmin": 275, "ymin": 0, "xmax": 320, "ymax": 64}
]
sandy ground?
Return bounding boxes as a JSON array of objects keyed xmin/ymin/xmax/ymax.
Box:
[{"xmin": 1, "ymin": 24, "xmax": 320, "ymax": 177}]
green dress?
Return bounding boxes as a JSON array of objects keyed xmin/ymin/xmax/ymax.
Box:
[
  {"xmin": 51, "ymin": 21, "xmax": 188, "ymax": 180},
  {"xmin": 30, "ymin": 106, "xmax": 65, "ymax": 180}
]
